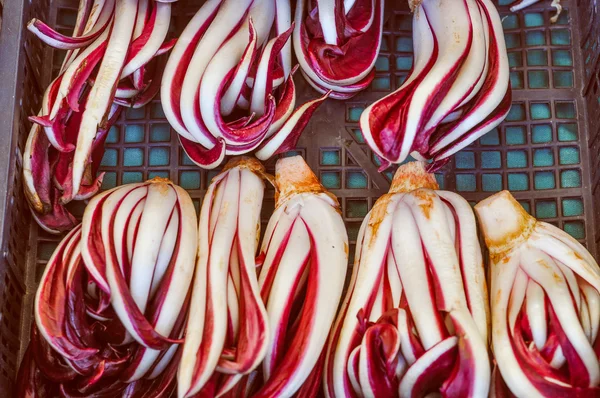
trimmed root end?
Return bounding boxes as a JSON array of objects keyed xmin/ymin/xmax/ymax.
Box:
[
  {"xmin": 389, "ymin": 161, "xmax": 439, "ymax": 194},
  {"xmin": 147, "ymin": 176, "xmax": 173, "ymax": 184},
  {"xmin": 475, "ymin": 191, "xmax": 536, "ymax": 260},
  {"xmin": 275, "ymin": 155, "xmax": 333, "ymax": 207},
  {"xmin": 223, "ymin": 156, "xmax": 266, "ymax": 174},
  {"xmin": 24, "ymin": 186, "xmax": 46, "ymax": 214},
  {"xmin": 409, "ymin": 0, "xmax": 423, "ymax": 13},
  {"xmin": 222, "ymin": 156, "xmax": 274, "ymax": 187}
]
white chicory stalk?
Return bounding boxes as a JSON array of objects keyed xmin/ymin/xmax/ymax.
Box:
[
  {"xmin": 360, "ymin": 0, "xmax": 511, "ymax": 171},
  {"xmin": 325, "ymin": 161, "xmax": 490, "ymax": 398},
  {"xmin": 293, "ymin": 0, "xmax": 385, "ymax": 99},
  {"xmin": 26, "ymin": 178, "xmax": 197, "ymax": 395},
  {"xmin": 178, "ymin": 157, "xmax": 271, "ymax": 398},
  {"xmin": 251, "ymin": 155, "xmax": 348, "ymax": 398},
  {"xmin": 476, "ymin": 191, "xmax": 600, "ymax": 397},
  {"xmin": 161, "ymin": 0, "xmax": 328, "ymax": 170},
  {"xmin": 24, "ymin": 0, "xmax": 175, "ymax": 234}
]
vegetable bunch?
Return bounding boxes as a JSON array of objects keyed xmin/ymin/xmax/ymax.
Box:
[
  {"xmin": 360, "ymin": 0, "xmax": 511, "ymax": 170},
  {"xmin": 24, "ymin": 0, "xmax": 174, "ymax": 234},
  {"xmin": 293, "ymin": 0, "xmax": 384, "ymax": 99},
  {"xmin": 177, "ymin": 157, "xmax": 271, "ymax": 397},
  {"xmin": 476, "ymin": 191, "xmax": 600, "ymax": 397},
  {"xmin": 17, "ymin": 179, "xmax": 197, "ymax": 397},
  {"xmin": 161, "ymin": 0, "xmax": 328, "ymax": 170},
  {"xmin": 325, "ymin": 161, "xmax": 490, "ymax": 397}
]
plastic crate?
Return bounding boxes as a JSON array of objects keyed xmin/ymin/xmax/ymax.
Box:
[{"xmin": 0, "ymin": 0, "xmax": 599, "ymax": 394}]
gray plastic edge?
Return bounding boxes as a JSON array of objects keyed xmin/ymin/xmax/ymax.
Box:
[{"xmin": 0, "ymin": 0, "xmax": 25, "ymax": 263}]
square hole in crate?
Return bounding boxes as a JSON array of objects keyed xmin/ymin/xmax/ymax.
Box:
[
  {"xmin": 508, "ymin": 52, "xmax": 523, "ymax": 67},
  {"xmin": 101, "ymin": 172, "xmax": 117, "ymax": 189},
  {"xmin": 101, "ymin": 148, "xmax": 118, "ymax": 167},
  {"xmin": 552, "ymin": 49, "xmax": 572, "ymax": 66},
  {"xmin": 511, "ymin": 71, "xmax": 524, "ymax": 89},
  {"xmin": 555, "ymin": 102, "xmax": 575, "ymax": 118},
  {"xmin": 535, "ymin": 171, "xmax": 555, "ymax": 190},
  {"xmin": 562, "ymin": 198, "xmax": 583, "ymax": 217},
  {"xmin": 481, "ymin": 151, "xmax": 501, "ymax": 168},
  {"xmin": 528, "ymin": 70, "xmax": 549, "ymax": 89},
  {"xmin": 536, "ymin": 200, "xmax": 557, "ymax": 218},
  {"xmin": 553, "ymin": 71, "xmax": 573, "ymax": 88},
  {"xmin": 507, "ymin": 104, "xmax": 525, "ymax": 121},
  {"xmin": 124, "ymin": 125, "xmax": 144, "ymax": 143},
  {"xmin": 531, "ymin": 124, "xmax": 552, "ymax": 143},
  {"xmin": 558, "ymin": 123, "xmax": 578, "ymax": 141},
  {"xmin": 551, "ymin": 29, "xmax": 570, "ymax": 45},
  {"xmin": 149, "ymin": 147, "xmax": 169, "ymax": 166},
  {"xmin": 151, "ymin": 102, "xmax": 165, "ymax": 119},
  {"xmin": 375, "ymin": 55, "xmax": 389, "ymax": 71},
  {"xmin": 526, "ymin": 31, "xmax": 545, "ymax": 46},
  {"xmin": 346, "ymin": 171, "xmax": 368, "ymax": 189},
  {"xmin": 508, "ymin": 173, "xmax": 529, "ymax": 191},
  {"xmin": 126, "ymin": 107, "xmax": 145, "ymax": 120},
  {"xmin": 347, "ymin": 106, "xmax": 364, "ymax": 122},
  {"xmin": 564, "ymin": 221, "xmax": 585, "ymax": 239},
  {"xmin": 107, "ymin": 126, "xmax": 119, "ymax": 143},
  {"xmin": 372, "ymin": 77, "xmax": 391, "ymax": 91},
  {"xmin": 480, "ymin": 128, "xmax": 500, "ymax": 145},
  {"xmin": 482, "ymin": 174, "xmax": 502, "ymax": 192},
  {"xmin": 124, "ymin": 148, "xmax": 144, "ymax": 167},
  {"xmin": 350, "ymin": 128, "xmax": 365, "ymax": 144},
  {"xmin": 435, "ymin": 174, "xmax": 445, "ymax": 189},
  {"xmin": 507, "ymin": 150, "xmax": 527, "ymax": 168},
  {"xmin": 524, "ymin": 12, "xmax": 544, "ymax": 27},
  {"xmin": 150, "ymin": 124, "xmax": 171, "ymax": 142},
  {"xmin": 559, "ymin": 147, "xmax": 580, "ymax": 165},
  {"xmin": 533, "ymin": 148, "xmax": 554, "ymax": 167},
  {"xmin": 505, "ymin": 126, "xmax": 526, "ymax": 145},
  {"xmin": 504, "ymin": 33, "xmax": 521, "ymax": 49},
  {"xmin": 527, "ymin": 50, "xmax": 547, "ymax": 66},
  {"xmin": 560, "ymin": 169, "xmax": 581, "ymax": 188},
  {"xmin": 396, "ymin": 55, "xmax": 413, "ymax": 70},
  {"xmin": 122, "ymin": 172, "xmax": 143, "ymax": 184},
  {"xmin": 321, "ymin": 171, "xmax": 341, "ymax": 189},
  {"xmin": 321, "ymin": 149, "xmax": 341, "ymax": 165},
  {"xmin": 503, "ymin": 14, "xmax": 519, "ymax": 29},
  {"xmin": 456, "ymin": 174, "xmax": 476, "ymax": 192},
  {"xmin": 179, "ymin": 171, "xmax": 201, "ymax": 190},
  {"xmin": 530, "ymin": 103, "xmax": 551, "ymax": 119},
  {"xmin": 455, "ymin": 151, "xmax": 475, "ymax": 169},
  {"xmin": 396, "ymin": 36, "xmax": 413, "ymax": 52},
  {"xmin": 346, "ymin": 199, "xmax": 369, "ymax": 218}
]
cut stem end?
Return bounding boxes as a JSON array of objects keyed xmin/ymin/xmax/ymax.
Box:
[
  {"xmin": 275, "ymin": 155, "xmax": 334, "ymax": 207},
  {"xmin": 389, "ymin": 161, "xmax": 439, "ymax": 194},
  {"xmin": 475, "ymin": 190, "xmax": 536, "ymax": 261}
]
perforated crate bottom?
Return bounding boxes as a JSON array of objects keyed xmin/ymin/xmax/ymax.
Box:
[{"xmin": 1, "ymin": 0, "xmax": 599, "ymax": 394}]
